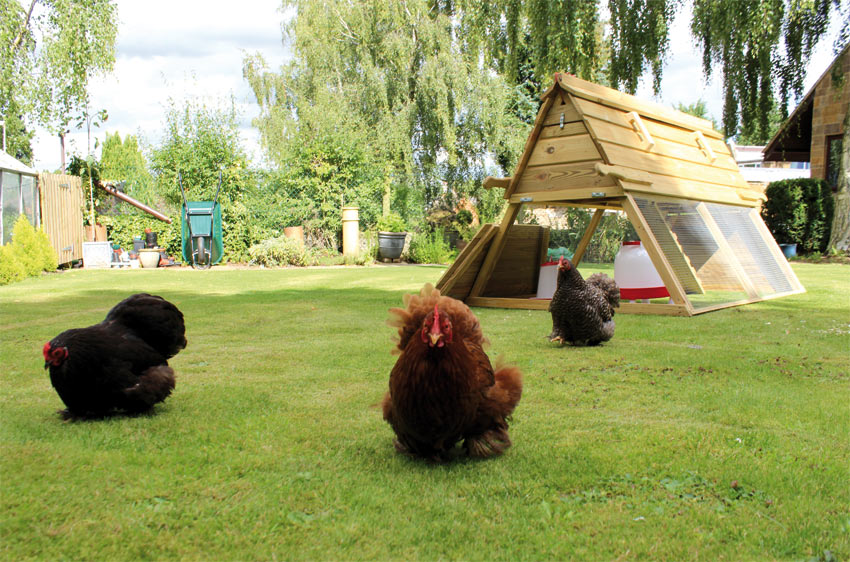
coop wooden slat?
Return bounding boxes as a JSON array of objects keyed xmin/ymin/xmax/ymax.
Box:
[
  {"xmin": 509, "ymin": 185, "xmax": 625, "ymax": 204},
  {"xmin": 541, "ymin": 100, "xmax": 582, "ymax": 126},
  {"xmin": 514, "ymin": 162, "xmax": 615, "ymax": 194},
  {"xmin": 505, "ymin": 95, "xmax": 557, "ymax": 199},
  {"xmin": 559, "ymin": 74, "xmax": 722, "ymax": 138},
  {"xmin": 572, "ymin": 97, "xmax": 730, "ymax": 156},
  {"xmin": 537, "ymin": 122, "xmax": 588, "ymax": 139},
  {"xmin": 583, "ymin": 115, "xmax": 740, "ymax": 172},
  {"xmin": 599, "ymin": 142, "xmax": 751, "ymax": 191},
  {"xmin": 526, "ymin": 134, "xmax": 601, "ymax": 167}
]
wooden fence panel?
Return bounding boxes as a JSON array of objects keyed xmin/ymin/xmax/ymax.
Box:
[{"xmin": 39, "ymin": 173, "xmax": 84, "ymax": 265}]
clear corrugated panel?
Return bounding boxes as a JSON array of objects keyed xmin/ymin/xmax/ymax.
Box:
[
  {"xmin": 633, "ymin": 196, "xmax": 798, "ymax": 311},
  {"xmin": 704, "ymin": 203, "xmax": 794, "ymax": 296}
]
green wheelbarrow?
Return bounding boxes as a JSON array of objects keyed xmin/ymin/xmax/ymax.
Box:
[{"xmin": 179, "ymin": 171, "xmax": 223, "ymax": 269}]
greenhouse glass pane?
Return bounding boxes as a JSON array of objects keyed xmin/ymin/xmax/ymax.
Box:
[
  {"xmin": 2, "ymin": 172, "xmax": 21, "ymax": 245},
  {"xmin": 21, "ymin": 175, "xmax": 36, "ymax": 227}
]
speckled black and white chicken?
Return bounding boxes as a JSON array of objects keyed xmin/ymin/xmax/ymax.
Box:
[{"xmin": 548, "ymin": 257, "xmax": 620, "ymax": 346}]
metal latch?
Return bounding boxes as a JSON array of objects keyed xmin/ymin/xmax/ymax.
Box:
[
  {"xmin": 591, "ymin": 192, "xmax": 606, "ymax": 198},
  {"xmin": 520, "ymin": 196, "xmax": 533, "ymax": 202},
  {"xmin": 559, "ymin": 113, "xmax": 564, "ymax": 129}
]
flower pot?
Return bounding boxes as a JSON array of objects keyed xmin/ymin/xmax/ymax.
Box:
[
  {"xmin": 377, "ymin": 231, "xmax": 407, "ymax": 259},
  {"xmin": 284, "ymin": 226, "xmax": 304, "ymax": 248},
  {"xmin": 779, "ymin": 243, "xmax": 797, "ymax": 259},
  {"xmin": 138, "ymin": 248, "xmax": 161, "ymax": 268},
  {"xmin": 85, "ymin": 223, "xmax": 107, "ymax": 242}
]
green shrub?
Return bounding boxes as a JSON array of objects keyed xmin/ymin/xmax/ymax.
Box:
[
  {"xmin": 0, "ymin": 215, "xmax": 57, "ymax": 285},
  {"xmin": 11, "ymin": 215, "xmax": 57, "ymax": 274},
  {"xmin": 762, "ymin": 178, "xmax": 834, "ymax": 253},
  {"xmin": 0, "ymin": 244, "xmax": 27, "ymax": 285},
  {"xmin": 100, "ymin": 213, "xmax": 182, "ymax": 259},
  {"xmin": 407, "ymin": 229, "xmax": 453, "ymax": 264},
  {"xmin": 376, "ymin": 213, "xmax": 407, "ymax": 233},
  {"xmin": 248, "ymin": 236, "xmax": 309, "ymax": 267}
]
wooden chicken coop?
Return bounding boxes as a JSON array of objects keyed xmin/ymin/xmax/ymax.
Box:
[{"xmin": 436, "ymin": 73, "xmax": 804, "ymax": 316}]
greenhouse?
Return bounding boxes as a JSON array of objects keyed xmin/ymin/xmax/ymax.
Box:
[{"xmin": 0, "ymin": 151, "xmax": 39, "ymax": 245}]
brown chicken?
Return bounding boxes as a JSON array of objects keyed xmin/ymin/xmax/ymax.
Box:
[
  {"xmin": 43, "ymin": 293, "xmax": 186, "ymax": 419},
  {"xmin": 382, "ymin": 284, "xmax": 523, "ymax": 460}
]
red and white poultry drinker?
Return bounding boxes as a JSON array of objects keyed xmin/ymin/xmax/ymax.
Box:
[{"xmin": 614, "ymin": 241, "xmax": 669, "ymax": 302}]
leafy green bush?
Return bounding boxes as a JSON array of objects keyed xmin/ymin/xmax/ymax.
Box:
[
  {"xmin": 762, "ymin": 178, "xmax": 834, "ymax": 253},
  {"xmin": 100, "ymin": 213, "xmax": 182, "ymax": 259},
  {"xmin": 407, "ymin": 229, "xmax": 453, "ymax": 264},
  {"xmin": 11, "ymin": 215, "xmax": 57, "ymax": 274},
  {"xmin": 0, "ymin": 244, "xmax": 27, "ymax": 285},
  {"xmin": 0, "ymin": 215, "xmax": 57, "ymax": 285},
  {"xmin": 248, "ymin": 236, "xmax": 309, "ymax": 267},
  {"xmin": 376, "ymin": 213, "xmax": 407, "ymax": 233},
  {"xmin": 545, "ymin": 209, "xmax": 634, "ymax": 263}
]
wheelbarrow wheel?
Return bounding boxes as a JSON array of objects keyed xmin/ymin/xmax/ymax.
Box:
[{"xmin": 194, "ymin": 237, "xmax": 211, "ymax": 270}]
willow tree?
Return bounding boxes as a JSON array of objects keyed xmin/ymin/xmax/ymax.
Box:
[
  {"xmin": 244, "ymin": 0, "xmax": 529, "ymax": 222},
  {"xmin": 455, "ymin": 0, "xmax": 844, "ymax": 141}
]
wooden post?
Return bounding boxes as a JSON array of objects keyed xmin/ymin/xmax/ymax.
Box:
[
  {"xmin": 572, "ymin": 208, "xmax": 604, "ymax": 267},
  {"xmin": 468, "ymin": 203, "xmax": 521, "ymax": 298}
]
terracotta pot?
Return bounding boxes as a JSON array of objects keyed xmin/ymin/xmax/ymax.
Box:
[
  {"xmin": 284, "ymin": 226, "xmax": 304, "ymax": 248},
  {"xmin": 85, "ymin": 223, "xmax": 107, "ymax": 242}
]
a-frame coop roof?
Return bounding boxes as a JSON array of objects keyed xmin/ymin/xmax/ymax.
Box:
[{"xmin": 436, "ymin": 73, "xmax": 804, "ymax": 316}]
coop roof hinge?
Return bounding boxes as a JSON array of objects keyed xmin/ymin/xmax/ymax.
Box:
[
  {"xmin": 519, "ymin": 196, "xmax": 533, "ymax": 202},
  {"xmin": 559, "ymin": 113, "xmax": 564, "ymax": 129}
]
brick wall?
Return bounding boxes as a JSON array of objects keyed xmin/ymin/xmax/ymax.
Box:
[{"xmin": 810, "ymin": 49, "xmax": 850, "ymax": 181}]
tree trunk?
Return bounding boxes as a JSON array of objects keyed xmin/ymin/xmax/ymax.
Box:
[
  {"xmin": 828, "ymin": 111, "xmax": 850, "ymax": 252},
  {"xmin": 58, "ymin": 131, "xmax": 66, "ymax": 173}
]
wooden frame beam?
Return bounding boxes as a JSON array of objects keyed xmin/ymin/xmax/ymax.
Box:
[
  {"xmin": 572, "ymin": 208, "xmax": 604, "ymax": 267},
  {"xmin": 468, "ymin": 203, "xmax": 522, "ymax": 298}
]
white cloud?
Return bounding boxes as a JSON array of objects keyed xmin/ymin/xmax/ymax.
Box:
[{"xmin": 29, "ymin": 0, "xmax": 292, "ymax": 171}]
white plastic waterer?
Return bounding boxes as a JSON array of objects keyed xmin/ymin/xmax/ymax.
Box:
[
  {"xmin": 614, "ymin": 241, "xmax": 669, "ymax": 303},
  {"xmin": 535, "ymin": 260, "xmax": 559, "ymax": 299}
]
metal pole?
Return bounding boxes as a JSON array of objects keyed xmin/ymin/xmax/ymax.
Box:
[{"xmin": 0, "ymin": 120, "xmax": 6, "ymax": 152}]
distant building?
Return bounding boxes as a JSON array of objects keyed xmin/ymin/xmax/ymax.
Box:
[
  {"xmin": 728, "ymin": 141, "xmax": 809, "ymax": 192},
  {"xmin": 763, "ymin": 44, "xmax": 849, "ymax": 189}
]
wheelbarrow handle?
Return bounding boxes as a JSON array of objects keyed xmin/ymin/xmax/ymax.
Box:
[
  {"xmin": 213, "ymin": 170, "xmax": 222, "ymax": 205},
  {"xmin": 178, "ymin": 172, "xmax": 189, "ymax": 209}
]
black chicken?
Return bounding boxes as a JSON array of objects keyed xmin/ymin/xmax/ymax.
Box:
[
  {"xmin": 42, "ymin": 293, "xmax": 186, "ymax": 419},
  {"xmin": 548, "ymin": 257, "xmax": 620, "ymax": 346}
]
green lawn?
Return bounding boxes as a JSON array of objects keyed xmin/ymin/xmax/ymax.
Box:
[{"xmin": 1, "ymin": 263, "xmax": 848, "ymax": 561}]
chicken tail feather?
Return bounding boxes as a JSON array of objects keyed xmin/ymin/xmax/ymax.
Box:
[
  {"xmin": 121, "ymin": 365, "xmax": 175, "ymax": 412},
  {"xmin": 586, "ymin": 272, "xmax": 620, "ymax": 309}
]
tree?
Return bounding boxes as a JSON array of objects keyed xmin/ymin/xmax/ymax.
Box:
[
  {"xmin": 692, "ymin": 0, "xmax": 844, "ymax": 140},
  {"xmin": 244, "ymin": 0, "xmax": 529, "ymax": 225},
  {"xmin": 148, "ymin": 97, "xmax": 255, "ymax": 261},
  {"xmin": 100, "ymin": 132, "xmax": 156, "ymax": 204},
  {"xmin": 0, "ymin": 99, "xmax": 34, "ymax": 165},
  {"xmin": 1, "ymin": 0, "xmax": 118, "ymax": 168}
]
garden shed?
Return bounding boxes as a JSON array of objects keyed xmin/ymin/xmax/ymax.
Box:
[{"xmin": 436, "ymin": 73, "xmax": 804, "ymax": 316}]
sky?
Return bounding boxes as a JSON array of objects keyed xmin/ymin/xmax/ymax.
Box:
[{"xmin": 23, "ymin": 0, "xmax": 846, "ymax": 172}]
